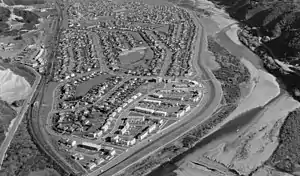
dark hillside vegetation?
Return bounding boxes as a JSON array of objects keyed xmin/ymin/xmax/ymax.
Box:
[
  {"xmin": 0, "ymin": 100, "xmax": 17, "ymax": 146},
  {"xmin": 269, "ymin": 108, "xmax": 300, "ymax": 173},
  {"xmin": 0, "ymin": 112, "xmax": 68, "ymax": 176},
  {"xmin": 207, "ymin": 0, "xmax": 300, "ymax": 59},
  {"xmin": 3, "ymin": 0, "xmax": 45, "ymax": 6}
]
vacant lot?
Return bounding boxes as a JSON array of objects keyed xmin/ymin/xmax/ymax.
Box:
[{"xmin": 3, "ymin": 0, "xmax": 45, "ymax": 6}]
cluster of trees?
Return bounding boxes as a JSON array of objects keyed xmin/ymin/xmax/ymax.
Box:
[
  {"xmin": 0, "ymin": 7, "xmax": 10, "ymax": 33},
  {"xmin": 0, "ymin": 100, "xmax": 17, "ymax": 145},
  {"xmin": 0, "ymin": 113, "xmax": 67, "ymax": 176},
  {"xmin": 13, "ymin": 9, "xmax": 40, "ymax": 30},
  {"xmin": 207, "ymin": 36, "xmax": 250, "ymax": 104},
  {"xmin": 0, "ymin": 7, "xmax": 11, "ymax": 22},
  {"xmin": 269, "ymin": 108, "xmax": 300, "ymax": 173}
]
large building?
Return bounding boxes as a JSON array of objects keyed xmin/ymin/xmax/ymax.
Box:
[
  {"xmin": 78, "ymin": 142, "xmax": 102, "ymax": 151},
  {"xmin": 134, "ymin": 106, "xmax": 155, "ymax": 114},
  {"xmin": 142, "ymin": 98, "xmax": 162, "ymax": 105}
]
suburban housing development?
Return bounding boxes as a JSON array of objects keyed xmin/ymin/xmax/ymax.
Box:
[{"xmin": 1, "ymin": 0, "xmax": 299, "ymax": 176}]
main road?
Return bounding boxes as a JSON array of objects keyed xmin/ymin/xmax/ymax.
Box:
[
  {"xmin": 87, "ymin": 8, "xmax": 223, "ymax": 176},
  {"xmin": 0, "ymin": 66, "xmax": 41, "ymax": 169}
]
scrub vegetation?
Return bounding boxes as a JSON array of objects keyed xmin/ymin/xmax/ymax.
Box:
[
  {"xmin": 269, "ymin": 108, "xmax": 300, "ymax": 173},
  {"xmin": 0, "ymin": 112, "xmax": 68, "ymax": 176},
  {"xmin": 0, "ymin": 100, "xmax": 17, "ymax": 146},
  {"xmin": 207, "ymin": 36, "xmax": 250, "ymax": 104}
]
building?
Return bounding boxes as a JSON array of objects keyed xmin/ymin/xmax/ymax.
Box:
[
  {"xmin": 142, "ymin": 98, "xmax": 161, "ymax": 105},
  {"xmin": 59, "ymin": 138, "xmax": 77, "ymax": 147},
  {"xmin": 110, "ymin": 149, "xmax": 116, "ymax": 156},
  {"xmin": 78, "ymin": 142, "xmax": 102, "ymax": 151},
  {"xmin": 126, "ymin": 138, "xmax": 136, "ymax": 146},
  {"xmin": 101, "ymin": 123, "xmax": 110, "ymax": 132},
  {"xmin": 155, "ymin": 110, "xmax": 167, "ymax": 117},
  {"xmin": 176, "ymin": 110, "xmax": 185, "ymax": 118},
  {"xmin": 127, "ymin": 98, "xmax": 134, "ymax": 103},
  {"xmin": 72, "ymin": 153, "xmax": 84, "ymax": 160},
  {"xmin": 122, "ymin": 102, "xmax": 128, "ymax": 108},
  {"xmin": 148, "ymin": 124, "xmax": 157, "ymax": 133},
  {"xmin": 116, "ymin": 107, "xmax": 122, "ymax": 113},
  {"xmin": 120, "ymin": 122, "xmax": 130, "ymax": 135},
  {"xmin": 138, "ymin": 130, "xmax": 149, "ymax": 140},
  {"xmin": 151, "ymin": 93, "xmax": 163, "ymax": 98},
  {"xmin": 86, "ymin": 162, "xmax": 97, "ymax": 170},
  {"xmin": 134, "ymin": 106, "xmax": 155, "ymax": 114},
  {"xmin": 95, "ymin": 130, "xmax": 103, "ymax": 137},
  {"xmin": 95, "ymin": 158, "xmax": 105, "ymax": 165},
  {"xmin": 184, "ymin": 104, "xmax": 191, "ymax": 112}
]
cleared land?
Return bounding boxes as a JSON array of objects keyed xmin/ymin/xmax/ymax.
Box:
[{"xmin": 0, "ymin": 68, "xmax": 32, "ymax": 103}]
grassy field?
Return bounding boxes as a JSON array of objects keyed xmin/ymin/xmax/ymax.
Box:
[
  {"xmin": 119, "ymin": 51, "xmax": 145, "ymax": 65},
  {"xmin": 75, "ymin": 74, "xmax": 112, "ymax": 97}
]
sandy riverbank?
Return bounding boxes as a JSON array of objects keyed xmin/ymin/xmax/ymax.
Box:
[
  {"xmin": 204, "ymin": 93, "xmax": 300, "ymax": 175},
  {"xmin": 225, "ymin": 24, "xmax": 242, "ymax": 45}
]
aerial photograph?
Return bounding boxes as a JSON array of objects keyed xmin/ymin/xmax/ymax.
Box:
[{"xmin": 0, "ymin": 0, "xmax": 299, "ymax": 176}]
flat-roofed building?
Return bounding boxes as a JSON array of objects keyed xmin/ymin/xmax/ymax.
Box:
[
  {"xmin": 72, "ymin": 153, "xmax": 84, "ymax": 160},
  {"xmin": 95, "ymin": 158, "xmax": 105, "ymax": 165},
  {"xmin": 142, "ymin": 98, "xmax": 162, "ymax": 105},
  {"xmin": 86, "ymin": 162, "xmax": 97, "ymax": 170},
  {"xmin": 148, "ymin": 124, "xmax": 157, "ymax": 133},
  {"xmin": 151, "ymin": 93, "xmax": 163, "ymax": 98},
  {"xmin": 134, "ymin": 106, "xmax": 155, "ymax": 114},
  {"xmin": 126, "ymin": 137, "xmax": 136, "ymax": 146},
  {"xmin": 155, "ymin": 110, "xmax": 167, "ymax": 117},
  {"xmin": 78, "ymin": 142, "xmax": 102, "ymax": 151},
  {"xmin": 137, "ymin": 130, "xmax": 149, "ymax": 140}
]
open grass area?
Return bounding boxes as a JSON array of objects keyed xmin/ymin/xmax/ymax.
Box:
[
  {"xmin": 119, "ymin": 50, "xmax": 145, "ymax": 65},
  {"xmin": 75, "ymin": 74, "xmax": 112, "ymax": 97}
]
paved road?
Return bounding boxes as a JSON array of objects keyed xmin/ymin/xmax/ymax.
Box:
[
  {"xmin": 87, "ymin": 8, "xmax": 223, "ymax": 176},
  {"xmin": 0, "ymin": 67, "xmax": 41, "ymax": 168}
]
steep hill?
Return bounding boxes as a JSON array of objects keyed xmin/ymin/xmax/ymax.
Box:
[{"xmin": 207, "ymin": 0, "xmax": 300, "ymax": 59}]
